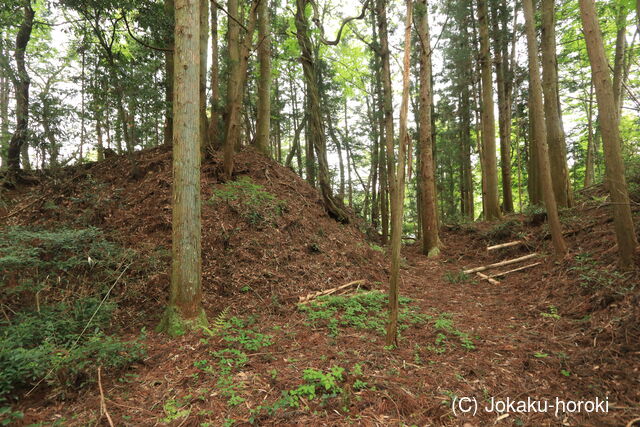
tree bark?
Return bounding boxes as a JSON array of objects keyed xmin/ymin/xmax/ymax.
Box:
[
  {"xmin": 417, "ymin": 0, "xmax": 439, "ymax": 257},
  {"xmin": 295, "ymin": 0, "xmax": 349, "ymax": 222},
  {"xmin": 541, "ymin": 0, "xmax": 572, "ymax": 208},
  {"xmin": 7, "ymin": 1, "xmax": 34, "ymax": 174},
  {"xmin": 612, "ymin": 4, "xmax": 627, "ymax": 121},
  {"xmin": 0, "ymin": 70, "xmax": 8, "ymax": 168},
  {"xmin": 523, "ymin": 0, "xmax": 567, "ymax": 257},
  {"xmin": 199, "ymin": 0, "xmax": 209, "ymax": 150},
  {"xmin": 476, "ymin": 0, "xmax": 501, "ymax": 220},
  {"xmin": 579, "ymin": 0, "xmax": 638, "ymax": 268},
  {"xmin": 159, "ymin": 0, "xmax": 206, "ymax": 335},
  {"xmin": 206, "ymin": 0, "xmax": 219, "ymax": 150},
  {"xmin": 384, "ymin": 0, "xmax": 412, "ymax": 347},
  {"xmin": 491, "ymin": 1, "xmax": 514, "ymax": 213},
  {"xmin": 584, "ymin": 82, "xmax": 595, "ymax": 188},
  {"xmin": 163, "ymin": 0, "xmax": 174, "ymax": 146},
  {"xmin": 256, "ymin": 0, "xmax": 271, "ymax": 155},
  {"xmin": 223, "ymin": 0, "xmax": 259, "ymax": 179}
]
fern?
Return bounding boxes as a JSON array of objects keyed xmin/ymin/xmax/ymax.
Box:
[{"xmin": 202, "ymin": 307, "xmax": 230, "ymax": 336}]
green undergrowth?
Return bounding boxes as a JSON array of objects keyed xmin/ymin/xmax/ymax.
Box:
[
  {"xmin": 570, "ymin": 252, "xmax": 634, "ymax": 294},
  {"xmin": 297, "ymin": 290, "xmax": 427, "ymax": 338},
  {"xmin": 208, "ymin": 176, "xmax": 287, "ymax": 227},
  {"xmin": 196, "ymin": 315, "xmax": 274, "ymax": 408},
  {"xmin": 0, "ymin": 226, "xmax": 132, "ymax": 304},
  {"xmin": 0, "ymin": 226, "xmax": 144, "ymax": 409},
  {"xmin": 248, "ymin": 363, "xmax": 368, "ymax": 424},
  {"xmin": 426, "ymin": 312, "xmax": 476, "ymax": 353},
  {"xmin": 0, "ymin": 297, "xmax": 145, "ymax": 403}
]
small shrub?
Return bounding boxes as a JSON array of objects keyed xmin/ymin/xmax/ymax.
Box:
[
  {"xmin": 209, "ymin": 176, "xmax": 287, "ymax": 227},
  {"xmin": 298, "ymin": 290, "xmax": 427, "ymax": 337},
  {"xmin": 0, "ymin": 298, "xmax": 144, "ymax": 400}
]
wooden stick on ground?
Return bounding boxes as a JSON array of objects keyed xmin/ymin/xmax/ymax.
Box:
[
  {"xmin": 487, "ymin": 240, "xmax": 523, "ymax": 251},
  {"xmin": 490, "ymin": 262, "xmax": 541, "ymax": 278},
  {"xmin": 463, "ymin": 253, "xmax": 538, "ymax": 274},
  {"xmin": 298, "ymin": 280, "xmax": 365, "ymax": 304},
  {"xmin": 98, "ymin": 366, "xmax": 115, "ymax": 427},
  {"xmin": 476, "ymin": 272, "xmax": 500, "ymax": 285}
]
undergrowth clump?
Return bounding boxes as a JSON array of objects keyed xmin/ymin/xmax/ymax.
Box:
[
  {"xmin": 569, "ymin": 252, "xmax": 633, "ymax": 294},
  {"xmin": 298, "ymin": 290, "xmax": 427, "ymax": 337},
  {"xmin": 0, "ymin": 226, "xmax": 143, "ymax": 406},
  {"xmin": 0, "ymin": 297, "xmax": 144, "ymax": 402},
  {"xmin": 197, "ymin": 316, "xmax": 273, "ymax": 407},
  {"xmin": 0, "ymin": 226, "xmax": 131, "ymax": 307},
  {"xmin": 483, "ymin": 219, "xmax": 523, "ymax": 242},
  {"xmin": 426, "ymin": 312, "xmax": 476, "ymax": 353},
  {"xmin": 209, "ymin": 176, "xmax": 287, "ymax": 227}
]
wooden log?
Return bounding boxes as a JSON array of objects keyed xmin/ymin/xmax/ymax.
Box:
[
  {"xmin": 487, "ymin": 240, "xmax": 523, "ymax": 251},
  {"xmin": 476, "ymin": 272, "xmax": 500, "ymax": 285},
  {"xmin": 490, "ymin": 262, "xmax": 541, "ymax": 278},
  {"xmin": 463, "ymin": 253, "xmax": 538, "ymax": 274},
  {"xmin": 298, "ymin": 280, "xmax": 365, "ymax": 304}
]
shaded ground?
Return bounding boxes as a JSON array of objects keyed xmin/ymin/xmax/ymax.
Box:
[{"xmin": 2, "ymin": 147, "xmax": 639, "ymax": 426}]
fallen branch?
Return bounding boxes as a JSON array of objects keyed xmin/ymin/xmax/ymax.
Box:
[
  {"xmin": 98, "ymin": 366, "xmax": 115, "ymax": 427},
  {"xmin": 490, "ymin": 262, "xmax": 541, "ymax": 278},
  {"xmin": 476, "ymin": 272, "xmax": 500, "ymax": 285},
  {"xmin": 487, "ymin": 240, "xmax": 523, "ymax": 251},
  {"xmin": 463, "ymin": 253, "xmax": 538, "ymax": 274},
  {"xmin": 298, "ymin": 280, "xmax": 365, "ymax": 304}
]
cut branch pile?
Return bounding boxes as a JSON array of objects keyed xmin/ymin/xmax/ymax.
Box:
[
  {"xmin": 464, "ymin": 252, "xmax": 540, "ymax": 285},
  {"xmin": 298, "ymin": 280, "xmax": 365, "ymax": 304}
]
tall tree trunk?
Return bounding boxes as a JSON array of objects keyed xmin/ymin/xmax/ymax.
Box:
[
  {"xmin": 523, "ymin": 0, "xmax": 567, "ymax": 257},
  {"xmin": 7, "ymin": 2, "xmax": 34, "ymax": 174},
  {"xmin": 579, "ymin": 0, "xmax": 638, "ymax": 268},
  {"xmin": 159, "ymin": 0, "xmax": 206, "ymax": 335},
  {"xmin": 223, "ymin": 0, "xmax": 259, "ymax": 179},
  {"xmin": 584, "ymin": 82, "xmax": 595, "ymax": 187},
  {"xmin": 256, "ymin": 0, "xmax": 271, "ymax": 155},
  {"xmin": 612, "ymin": 4, "xmax": 627, "ymax": 121},
  {"xmin": 206, "ymin": 0, "xmax": 219, "ymax": 150},
  {"xmin": 476, "ymin": 0, "xmax": 501, "ymax": 220},
  {"xmin": 0, "ymin": 72, "xmax": 9, "ymax": 168},
  {"xmin": 163, "ymin": 0, "xmax": 174, "ymax": 146},
  {"xmin": 199, "ymin": 0, "xmax": 209, "ymax": 150},
  {"xmin": 384, "ymin": 0, "xmax": 412, "ymax": 347},
  {"xmin": 96, "ymin": 115, "xmax": 104, "ymax": 161},
  {"xmin": 295, "ymin": 0, "xmax": 348, "ymax": 222},
  {"xmin": 491, "ymin": 1, "xmax": 514, "ymax": 213},
  {"xmin": 417, "ymin": 0, "xmax": 439, "ymax": 256},
  {"xmin": 541, "ymin": 0, "xmax": 572, "ymax": 208}
]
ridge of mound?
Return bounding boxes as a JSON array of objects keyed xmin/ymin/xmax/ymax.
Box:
[{"xmin": 1, "ymin": 146, "xmax": 388, "ymax": 324}]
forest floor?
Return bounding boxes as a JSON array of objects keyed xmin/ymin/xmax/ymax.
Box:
[{"xmin": 2, "ymin": 146, "xmax": 639, "ymax": 426}]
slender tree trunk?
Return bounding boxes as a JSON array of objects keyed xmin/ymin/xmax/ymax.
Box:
[
  {"xmin": 256, "ymin": 0, "xmax": 271, "ymax": 155},
  {"xmin": 96, "ymin": 115, "xmax": 104, "ymax": 161},
  {"xmin": 0, "ymin": 72, "xmax": 9, "ymax": 168},
  {"xmin": 476, "ymin": 0, "xmax": 500, "ymax": 220},
  {"xmin": 206, "ymin": 0, "xmax": 219, "ymax": 150},
  {"xmin": 584, "ymin": 82, "xmax": 595, "ymax": 187},
  {"xmin": 7, "ymin": 2, "xmax": 34, "ymax": 174},
  {"xmin": 223, "ymin": 0, "xmax": 258, "ymax": 179},
  {"xmin": 384, "ymin": 0, "xmax": 412, "ymax": 347},
  {"xmin": 295, "ymin": 0, "xmax": 348, "ymax": 221},
  {"xmin": 417, "ymin": 0, "xmax": 439, "ymax": 256},
  {"xmin": 163, "ymin": 0, "xmax": 174, "ymax": 146},
  {"xmin": 612, "ymin": 4, "xmax": 627, "ymax": 121},
  {"xmin": 491, "ymin": 1, "xmax": 514, "ymax": 213},
  {"xmin": 199, "ymin": 0, "xmax": 209, "ymax": 150},
  {"xmin": 524, "ymin": 0, "xmax": 567, "ymax": 257},
  {"xmin": 579, "ymin": 0, "xmax": 638, "ymax": 268},
  {"xmin": 159, "ymin": 0, "xmax": 206, "ymax": 335},
  {"xmin": 541, "ymin": 0, "xmax": 572, "ymax": 208}
]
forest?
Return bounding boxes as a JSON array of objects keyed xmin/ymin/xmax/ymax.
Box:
[{"xmin": 0, "ymin": 0, "xmax": 639, "ymax": 424}]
